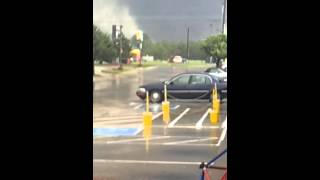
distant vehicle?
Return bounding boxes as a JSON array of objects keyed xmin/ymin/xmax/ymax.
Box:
[
  {"xmin": 136, "ymin": 72, "xmax": 227, "ymax": 103},
  {"xmin": 169, "ymin": 56, "xmax": 183, "ymax": 63},
  {"xmin": 204, "ymin": 67, "xmax": 227, "ymax": 81}
]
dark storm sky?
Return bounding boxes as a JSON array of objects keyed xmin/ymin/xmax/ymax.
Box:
[{"xmin": 93, "ymin": 0, "xmax": 225, "ymax": 42}]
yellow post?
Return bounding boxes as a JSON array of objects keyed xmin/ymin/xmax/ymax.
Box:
[
  {"xmin": 146, "ymin": 91, "xmax": 149, "ymax": 112},
  {"xmin": 213, "ymin": 98, "xmax": 220, "ymax": 112},
  {"xmin": 210, "ymin": 84, "xmax": 220, "ymax": 124},
  {"xmin": 162, "ymin": 84, "xmax": 170, "ymax": 124},
  {"xmin": 143, "ymin": 92, "xmax": 152, "ymax": 152},
  {"xmin": 143, "ymin": 91, "xmax": 153, "ymax": 127},
  {"xmin": 214, "ymin": 83, "xmax": 218, "ymax": 100},
  {"xmin": 164, "ymin": 84, "xmax": 167, "ymax": 102},
  {"xmin": 212, "ymin": 89, "xmax": 215, "ymax": 110},
  {"xmin": 209, "ymin": 109, "xmax": 219, "ymax": 124}
]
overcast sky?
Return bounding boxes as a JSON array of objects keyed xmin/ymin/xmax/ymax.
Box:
[{"xmin": 93, "ymin": 0, "xmax": 225, "ymax": 42}]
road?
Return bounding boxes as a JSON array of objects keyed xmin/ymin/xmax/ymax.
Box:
[{"xmin": 93, "ymin": 65, "xmax": 227, "ymax": 180}]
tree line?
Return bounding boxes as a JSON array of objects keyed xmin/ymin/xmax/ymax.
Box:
[{"xmin": 93, "ymin": 24, "xmax": 227, "ymax": 64}]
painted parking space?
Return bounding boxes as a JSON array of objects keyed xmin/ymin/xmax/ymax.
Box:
[
  {"xmin": 94, "ymin": 100, "xmax": 226, "ymax": 137},
  {"xmin": 93, "ymin": 128, "xmax": 140, "ymax": 137}
]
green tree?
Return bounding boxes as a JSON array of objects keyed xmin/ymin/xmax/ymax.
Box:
[
  {"xmin": 189, "ymin": 41, "xmax": 207, "ymax": 60},
  {"xmin": 151, "ymin": 42, "xmax": 166, "ymax": 60},
  {"xmin": 93, "ymin": 24, "xmax": 116, "ymax": 63},
  {"xmin": 202, "ymin": 34, "xmax": 227, "ymax": 67},
  {"xmin": 141, "ymin": 33, "xmax": 153, "ymax": 56}
]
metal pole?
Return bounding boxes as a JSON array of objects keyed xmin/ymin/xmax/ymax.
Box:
[
  {"xmin": 139, "ymin": 41, "xmax": 143, "ymax": 66},
  {"xmin": 146, "ymin": 91, "xmax": 149, "ymax": 112},
  {"xmin": 164, "ymin": 84, "xmax": 167, "ymax": 102},
  {"xmin": 119, "ymin": 25, "xmax": 123, "ymax": 69},
  {"xmin": 187, "ymin": 27, "xmax": 190, "ymax": 59},
  {"xmin": 208, "ymin": 148, "xmax": 227, "ymax": 165},
  {"xmin": 222, "ymin": 0, "xmax": 226, "ymax": 34}
]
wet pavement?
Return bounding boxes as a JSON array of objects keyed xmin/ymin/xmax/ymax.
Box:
[
  {"xmin": 93, "ymin": 66, "xmax": 210, "ymax": 119},
  {"xmin": 93, "ymin": 65, "xmax": 227, "ymax": 180}
]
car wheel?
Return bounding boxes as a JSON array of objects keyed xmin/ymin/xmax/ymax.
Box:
[{"xmin": 150, "ymin": 90, "xmax": 162, "ymax": 103}]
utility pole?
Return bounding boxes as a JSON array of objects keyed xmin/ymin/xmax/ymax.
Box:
[
  {"xmin": 118, "ymin": 25, "xmax": 123, "ymax": 70},
  {"xmin": 139, "ymin": 39, "xmax": 143, "ymax": 67},
  {"xmin": 186, "ymin": 27, "xmax": 190, "ymax": 59},
  {"xmin": 222, "ymin": 0, "xmax": 226, "ymax": 34}
]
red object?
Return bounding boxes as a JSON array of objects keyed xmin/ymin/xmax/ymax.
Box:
[
  {"xmin": 204, "ymin": 169, "xmax": 211, "ymax": 180},
  {"xmin": 221, "ymin": 170, "xmax": 227, "ymax": 180}
]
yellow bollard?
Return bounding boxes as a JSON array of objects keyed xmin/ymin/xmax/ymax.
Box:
[
  {"xmin": 162, "ymin": 84, "xmax": 170, "ymax": 124},
  {"xmin": 213, "ymin": 98, "xmax": 220, "ymax": 112},
  {"xmin": 212, "ymin": 88, "xmax": 218, "ymax": 110},
  {"xmin": 210, "ymin": 85, "xmax": 220, "ymax": 124},
  {"xmin": 143, "ymin": 91, "xmax": 153, "ymax": 152},
  {"xmin": 212, "ymin": 98, "xmax": 220, "ymax": 124},
  {"xmin": 212, "ymin": 89, "xmax": 215, "ymax": 110},
  {"xmin": 143, "ymin": 91, "xmax": 153, "ymax": 127},
  {"xmin": 214, "ymin": 83, "xmax": 218, "ymax": 100},
  {"xmin": 143, "ymin": 111, "xmax": 153, "ymax": 127},
  {"xmin": 209, "ymin": 109, "xmax": 219, "ymax": 124},
  {"xmin": 164, "ymin": 84, "xmax": 168, "ymax": 102},
  {"xmin": 162, "ymin": 101, "xmax": 170, "ymax": 124}
]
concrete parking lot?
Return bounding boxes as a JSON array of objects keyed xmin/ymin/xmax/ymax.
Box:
[{"xmin": 93, "ymin": 65, "xmax": 227, "ymax": 180}]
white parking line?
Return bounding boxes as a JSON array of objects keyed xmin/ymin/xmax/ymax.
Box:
[
  {"xmin": 152, "ymin": 125, "xmax": 220, "ymax": 129},
  {"xmin": 168, "ymin": 108, "xmax": 190, "ymax": 127},
  {"xmin": 216, "ymin": 116, "xmax": 227, "ymax": 147},
  {"xmin": 195, "ymin": 108, "xmax": 211, "ymax": 129},
  {"xmin": 93, "ymin": 159, "xmax": 200, "ymax": 165},
  {"xmin": 221, "ymin": 116, "xmax": 227, "ymax": 128},
  {"xmin": 94, "ymin": 142, "xmax": 217, "ymax": 146},
  {"xmin": 163, "ymin": 137, "xmax": 218, "ymax": 145},
  {"xmin": 174, "ymin": 125, "xmax": 218, "ymax": 129},
  {"xmin": 152, "ymin": 112, "xmax": 163, "ymax": 120},
  {"xmin": 133, "ymin": 104, "xmax": 143, "ymax": 110},
  {"xmin": 171, "ymin": 105, "xmax": 180, "ymax": 109},
  {"xmin": 95, "ymin": 115, "xmax": 141, "ymax": 121},
  {"xmin": 106, "ymin": 136, "xmax": 171, "ymax": 144},
  {"xmin": 94, "ymin": 119, "xmax": 141, "ymax": 124}
]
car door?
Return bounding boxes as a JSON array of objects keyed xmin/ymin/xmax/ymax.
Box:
[
  {"xmin": 167, "ymin": 74, "xmax": 191, "ymax": 99},
  {"xmin": 188, "ymin": 74, "xmax": 212, "ymax": 99}
]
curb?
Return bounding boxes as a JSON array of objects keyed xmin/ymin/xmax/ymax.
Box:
[{"xmin": 94, "ymin": 66, "xmax": 157, "ymax": 83}]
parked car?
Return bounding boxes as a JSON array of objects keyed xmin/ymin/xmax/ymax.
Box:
[
  {"xmin": 136, "ymin": 72, "xmax": 227, "ymax": 103},
  {"xmin": 204, "ymin": 67, "xmax": 227, "ymax": 81}
]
